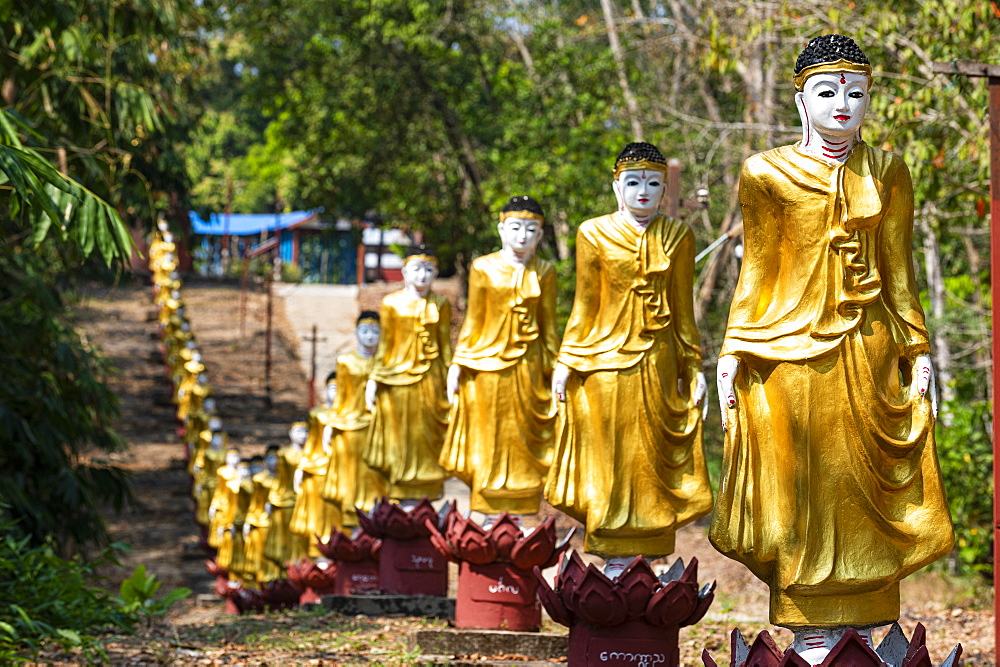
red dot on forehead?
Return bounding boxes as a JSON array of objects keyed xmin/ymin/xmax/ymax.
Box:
[
  {"xmin": 840, "ymin": 73, "xmax": 846, "ymax": 84},
  {"xmin": 641, "ymin": 170, "xmax": 647, "ymax": 179}
]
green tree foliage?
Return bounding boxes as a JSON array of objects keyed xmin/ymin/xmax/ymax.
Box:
[{"xmin": 0, "ymin": 1, "xmax": 201, "ymax": 550}]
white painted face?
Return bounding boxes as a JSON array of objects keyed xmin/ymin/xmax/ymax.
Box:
[
  {"xmin": 163, "ymin": 232, "xmax": 174, "ymax": 244},
  {"xmin": 797, "ymin": 71, "xmax": 869, "ymax": 139},
  {"xmin": 356, "ymin": 322, "xmax": 380, "ymax": 349},
  {"xmin": 324, "ymin": 382, "xmax": 338, "ymax": 405},
  {"xmin": 250, "ymin": 459, "xmax": 264, "ymax": 476},
  {"xmin": 204, "ymin": 398, "xmax": 216, "ymax": 413},
  {"xmin": 289, "ymin": 424, "xmax": 308, "ymax": 446},
  {"xmin": 225, "ymin": 450, "xmax": 241, "ymax": 468},
  {"xmin": 497, "ymin": 217, "xmax": 543, "ymax": 258},
  {"xmin": 238, "ymin": 463, "xmax": 252, "ymax": 481},
  {"xmin": 208, "ymin": 416, "xmax": 223, "ymax": 431},
  {"xmin": 402, "ymin": 259, "xmax": 437, "ymax": 292},
  {"xmin": 265, "ymin": 452, "xmax": 278, "ymax": 472},
  {"xmin": 210, "ymin": 434, "xmax": 224, "ymax": 449},
  {"xmin": 614, "ymin": 168, "xmax": 666, "ymax": 219}
]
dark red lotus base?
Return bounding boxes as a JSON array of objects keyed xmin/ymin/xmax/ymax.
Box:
[
  {"xmin": 335, "ymin": 560, "xmax": 380, "ymax": 595},
  {"xmin": 569, "ymin": 620, "xmax": 680, "ymax": 667},
  {"xmin": 454, "ymin": 561, "xmax": 540, "ymax": 632},
  {"xmin": 378, "ymin": 536, "xmax": 448, "ymax": 596}
]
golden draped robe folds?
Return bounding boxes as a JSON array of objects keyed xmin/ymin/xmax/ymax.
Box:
[
  {"xmin": 290, "ymin": 409, "xmax": 342, "ymax": 557},
  {"xmin": 321, "ymin": 351, "xmax": 386, "ymax": 526},
  {"xmin": 709, "ymin": 143, "xmax": 953, "ymax": 628},
  {"xmin": 545, "ymin": 213, "xmax": 712, "ymax": 557},
  {"xmin": 365, "ymin": 290, "xmax": 452, "ymax": 500},
  {"xmin": 263, "ymin": 445, "xmax": 308, "ymax": 567},
  {"xmin": 440, "ymin": 253, "xmax": 558, "ymax": 514}
]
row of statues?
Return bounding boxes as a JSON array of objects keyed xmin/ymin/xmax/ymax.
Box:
[
  {"xmin": 357, "ymin": 34, "xmax": 953, "ymax": 663},
  {"xmin": 151, "ymin": 34, "xmax": 953, "ymax": 664}
]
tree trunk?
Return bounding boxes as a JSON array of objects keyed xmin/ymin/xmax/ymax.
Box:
[{"xmin": 599, "ymin": 0, "xmax": 643, "ymax": 140}]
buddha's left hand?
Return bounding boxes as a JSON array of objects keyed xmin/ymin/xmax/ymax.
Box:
[
  {"xmin": 911, "ymin": 354, "xmax": 938, "ymax": 417},
  {"xmin": 694, "ymin": 372, "xmax": 708, "ymax": 421}
]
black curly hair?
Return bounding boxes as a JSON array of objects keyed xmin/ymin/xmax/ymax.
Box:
[
  {"xmin": 794, "ymin": 34, "xmax": 869, "ymax": 74},
  {"xmin": 614, "ymin": 142, "xmax": 667, "ymax": 171},
  {"xmin": 501, "ymin": 195, "xmax": 544, "ymax": 218}
]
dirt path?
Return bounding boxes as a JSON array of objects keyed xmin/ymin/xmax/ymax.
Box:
[{"xmin": 74, "ymin": 277, "xmax": 994, "ymax": 665}]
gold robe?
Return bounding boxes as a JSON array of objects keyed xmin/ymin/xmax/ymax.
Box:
[
  {"xmin": 210, "ymin": 470, "xmax": 240, "ymax": 567},
  {"xmin": 321, "ymin": 351, "xmax": 386, "ymax": 526},
  {"xmin": 709, "ymin": 143, "xmax": 953, "ymax": 628},
  {"xmin": 263, "ymin": 444, "xmax": 308, "ymax": 568},
  {"xmin": 247, "ymin": 472, "xmax": 278, "ymax": 584},
  {"xmin": 290, "ymin": 409, "xmax": 342, "ymax": 557},
  {"xmin": 545, "ymin": 212, "xmax": 712, "ymax": 557},
  {"xmin": 440, "ymin": 253, "xmax": 558, "ymax": 514},
  {"xmin": 194, "ymin": 444, "xmax": 225, "ymax": 527},
  {"xmin": 228, "ymin": 477, "xmax": 254, "ymax": 582},
  {"xmin": 365, "ymin": 290, "xmax": 452, "ymax": 500}
]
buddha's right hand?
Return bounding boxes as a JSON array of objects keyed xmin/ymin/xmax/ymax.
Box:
[
  {"xmin": 293, "ymin": 469, "xmax": 303, "ymax": 495},
  {"xmin": 552, "ymin": 363, "xmax": 570, "ymax": 403},
  {"xmin": 447, "ymin": 364, "xmax": 461, "ymax": 405},
  {"xmin": 717, "ymin": 355, "xmax": 740, "ymax": 430},
  {"xmin": 365, "ymin": 379, "xmax": 377, "ymax": 412}
]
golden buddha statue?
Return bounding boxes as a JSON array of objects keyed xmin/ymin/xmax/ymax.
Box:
[
  {"xmin": 209, "ymin": 447, "xmax": 241, "ymax": 563},
  {"xmin": 709, "ymin": 34, "xmax": 952, "ymax": 661},
  {"xmin": 186, "ymin": 403, "xmax": 218, "ymax": 477},
  {"xmin": 193, "ymin": 431, "xmax": 227, "ymax": 529},
  {"xmin": 364, "ymin": 245, "xmax": 453, "ymax": 502},
  {"xmin": 440, "ymin": 195, "xmax": 558, "ymax": 517},
  {"xmin": 243, "ymin": 455, "xmax": 276, "ymax": 586},
  {"xmin": 251, "ymin": 447, "xmax": 282, "ymax": 583},
  {"xmin": 227, "ymin": 460, "xmax": 255, "ymax": 585},
  {"xmin": 263, "ymin": 423, "xmax": 309, "ymax": 567},
  {"xmin": 290, "ymin": 401, "xmax": 342, "ymax": 557},
  {"xmin": 545, "ymin": 142, "xmax": 712, "ymax": 575},
  {"xmin": 321, "ymin": 314, "xmax": 387, "ymax": 527}
]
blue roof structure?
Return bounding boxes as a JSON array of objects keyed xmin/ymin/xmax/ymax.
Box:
[{"xmin": 189, "ymin": 210, "xmax": 320, "ymax": 236}]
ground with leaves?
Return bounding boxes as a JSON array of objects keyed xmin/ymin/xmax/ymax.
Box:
[{"xmin": 45, "ymin": 278, "xmax": 995, "ymax": 665}]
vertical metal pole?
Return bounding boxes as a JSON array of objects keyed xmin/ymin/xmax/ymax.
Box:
[
  {"xmin": 309, "ymin": 324, "xmax": 318, "ymax": 409},
  {"xmin": 264, "ymin": 273, "xmax": 273, "ymax": 410},
  {"xmin": 239, "ymin": 256, "xmax": 248, "ymax": 339},
  {"xmin": 989, "ymin": 74, "xmax": 1000, "ymax": 661},
  {"xmin": 666, "ymin": 158, "xmax": 681, "ymax": 218}
]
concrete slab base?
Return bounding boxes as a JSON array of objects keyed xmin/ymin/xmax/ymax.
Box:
[
  {"xmin": 319, "ymin": 594, "xmax": 455, "ymax": 619},
  {"xmin": 409, "ymin": 628, "xmax": 568, "ymax": 661}
]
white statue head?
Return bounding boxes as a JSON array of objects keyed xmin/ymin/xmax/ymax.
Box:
[
  {"xmin": 265, "ymin": 447, "xmax": 279, "ymax": 473},
  {"xmin": 208, "ymin": 416, "xmax": 223, "ymax": 432},
  {"xmin": 163, "ymin": 232, "xmax": 174, "ymax": 244},
  {"xmin": 497, "ymin": 195, "xmax": 545, "ymax": 263},
  {"xmin": 289, "ymin": 422, "xmax": 308, "ymax": 447},
  {"xmin": 237, "ymin": 460, "xmax": 252, "ymax": 481},
  {"xmin": 611, "ymin": 143, "xmax": 669, "ymax": 223},
  {"xmin": 401, "ymin": 246, "xmax": 438, "ymax": 296},
  {"xmin": 249, "ymin": 457, "xmax": 264, "ymax": 476},
  {"xmin": 355, "ymin": 311, "xmax": 381, "ymax": 357},
  {"xmin": 792, "ymin": 34, "xmax": 873, "ymax": 151},
  {"xmin": 210, "ymin": 433, "xmax": 225, "ymax": 450},
  {"xmin": 225, "ymin": 448, "xmax": 241, "ymax": 469},
  {"xmin": 324, "ymin": 380, "xmax": 338, "ymax": 407}
]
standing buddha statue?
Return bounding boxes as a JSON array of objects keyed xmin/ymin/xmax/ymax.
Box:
[
  {"xmin": 322, "ymin": 312, "xmax": 387, "ymax": 527},
  {"xmin": 290, "ymin": 402, "xmax": 342, "ymax": 557},
  {"xmin": 209, "ymin": 447, "xmax": 241, "ymax": 565},
  {"xmin": 710, "ymin": 34, "xmax": 953, "ymax": 662},
  {"xmin": 244, "ymin": 455, "xmax": 276, "ymax": 586},
  {"xmin": 440, "ymin": 195, "xmax": 558, "ymax": 519},
  {"xmin": 264, "ymin": 423, "xmax": 310, "ymax": 569},
  {"xmin": 545, "ymin": 142, "xmax": 712, "ymax": 577},
  {"xmin": 193, "ymin": 430, "xmax": 227, "ymax": 534},
  {"xmin": 364, "ymin": 245, "xmax": 453, "ymax": 503}
]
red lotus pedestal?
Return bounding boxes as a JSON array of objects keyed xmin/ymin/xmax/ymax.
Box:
[
  {"xmin": 454, "ymin": 561, "xmax": 540, "ymax": 631},
  {"xmin": 427, "ymin": 512, "xmax": 573, "ymax": 631},
  {"xmin": 286, "ymin": 558, "xmax": 338, "ymax": 605},
  {"xmin": 317, "ymin": 529, "xmax": 381, "ymax": 595},
  {"xmin": 702, "ymin": 624, "xmax": 962, "ymax": 667},
  {"xmin": 535, "ymin": 552, "xmax": 715, "ymax": 667},
  {"xmin": 357, "ymin": 497, "xmax": 454, "ymax": 597},
  {"xmin": 379, "ymin": 535, "xmax": 449, "ymax": 596}
]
